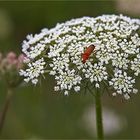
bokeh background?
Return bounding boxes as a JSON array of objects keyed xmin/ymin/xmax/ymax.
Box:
[{"xmin": 0, "ymin": 0, "xmax": 140, "ymax": 139}]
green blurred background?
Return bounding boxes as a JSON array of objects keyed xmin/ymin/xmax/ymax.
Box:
[{"xmin": 0, "ymin": 0, "xmax": 140, "ymax": 139}]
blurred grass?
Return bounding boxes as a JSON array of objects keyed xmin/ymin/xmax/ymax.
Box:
[{"xmin": 0, "ymin": 1, "xmax": 140, "ymax": 139}]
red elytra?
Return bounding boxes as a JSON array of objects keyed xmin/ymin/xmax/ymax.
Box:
[{"xmin": 82, "ymin": 44, "xmax": 95, "ymax": 63}]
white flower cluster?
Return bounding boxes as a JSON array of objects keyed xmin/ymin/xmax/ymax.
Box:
[
  {"xmin": 19, "ymin": 58, "xmax": 45, "ymax": 84},
  {"xmin": 54, "ymin": 69, "xmax": 82, "ymax": 95},
  {"xmin": 83, "ymin": 62, "xmax": 108, "ymax": 88},
  {"xmin": 109, "ymin": 70, "xmax": 138, "ymax": 99},
  {"xmin": 131, "ymin": 54, "xmax": 140, "ymax": 76},
  {"xmin": 20, "ymin": 14, "xmax": 140, "ymax": 99}
]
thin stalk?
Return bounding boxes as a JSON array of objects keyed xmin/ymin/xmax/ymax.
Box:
[
  {"xmin": 95, "ymin": 88, "xmax": 104, "ymax": 139},
  {"xmin": 0, "ymin": 88, "xmax": 13, "ymax": 134}
]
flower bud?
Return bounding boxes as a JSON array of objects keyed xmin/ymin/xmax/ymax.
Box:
[{"xmin": 6, "ymin": 51, "xmax": 17, "ymax": 65}]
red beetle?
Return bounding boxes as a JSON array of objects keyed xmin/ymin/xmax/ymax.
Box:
[{"xmin": 82, "ymin": 44, "xmax": 95, "ymax": 63}]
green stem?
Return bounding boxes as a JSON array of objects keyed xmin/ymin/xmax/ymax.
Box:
[
  {"xmin": 0, "ymin": 88, "xmax": 13, "ymax": 134},
  {"xmin": 95, "ymin": 89, "xmax": 104, "ymax": 139}
]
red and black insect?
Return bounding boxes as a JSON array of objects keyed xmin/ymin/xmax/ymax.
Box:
[{"xmin": 81, "ymin": 44, "xmax": 96, "ymax": 63}]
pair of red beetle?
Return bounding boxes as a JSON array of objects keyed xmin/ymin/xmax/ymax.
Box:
[{"xmin": 81, "ymin": 44, "xmax": 96, "ymax": 63}]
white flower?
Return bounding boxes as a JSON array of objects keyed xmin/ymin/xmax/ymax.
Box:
[
  {"xmin": 84, "ymin": 62, "xmax": 108, "ymax": 88},
  {"xmin": 111, "ymin": 53, "xmax": 130, "ymax": 69},
  {"xmin": 20, "ymin": 14, "xmax": 140, "ymax": 99},
  {"xmin": 19, "ymin": 58, "xmax": 45, "ymax": 84},
  {"xmin": 32, "ymin": 79, "xmax": 38, "ymax": 85},
  {"xmin": 109, "ymin": 70, "xmax": 138, "ymax": 99},
  {"xmin": 74, "ymin": 86, "xmax": 80, "ymax": 92},
  {"xmin": 54, "ymin": 86, "xmax": 59, "ymax": 91},
  {"xmin": 131, "ymin": 54, "xmax": 140, "ymax": 76},
  {"xmin": 54, "ymin": 69, "xmax": 82, "ymax": 94},
  {"xmin": 64, "ymin": 91, "xmax": 69, "ymax": 95}
]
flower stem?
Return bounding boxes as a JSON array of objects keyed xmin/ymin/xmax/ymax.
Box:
[
  {"xmin": 95, "ymin": 89, "xmax": 104, "ymax": 139},
  {"xmin": 0, "ymin": 88, "xmax": 13, "ymax": 134}
]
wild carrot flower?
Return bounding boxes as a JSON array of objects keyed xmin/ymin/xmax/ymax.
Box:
[{"xmin": 20, "ymin": 14, "xmax": 140, "ymax": 99}]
